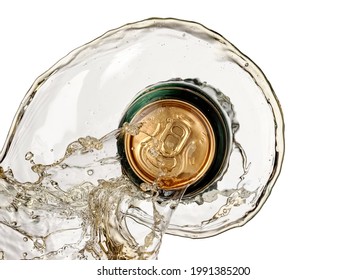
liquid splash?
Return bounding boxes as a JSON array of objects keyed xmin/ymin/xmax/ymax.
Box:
[
  {"xmin": 0, "ymin": 18, "xmax": 284, "ymax": 259},
  {"xmin": 0, "ymin": 125, "xmax": 185, "ymax": 260}
]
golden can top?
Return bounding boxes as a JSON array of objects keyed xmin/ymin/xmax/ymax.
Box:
[{"xmin": 124, "ymin": 99, "xmax": 215, "ymax": 190}]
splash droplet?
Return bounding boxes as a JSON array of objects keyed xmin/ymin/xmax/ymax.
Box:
[{"xmin": 25, "ymin": 152, "xmax": 34, "ymax": 161}]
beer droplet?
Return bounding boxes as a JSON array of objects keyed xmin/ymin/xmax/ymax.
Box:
[{"xmin": 25, "ymin": 152, "xmax": 34, "ymax": 161}]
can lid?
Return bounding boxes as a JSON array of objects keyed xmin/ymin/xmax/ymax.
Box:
[
  {"xmin": 124, "ymin": 99, "xmax": 215, "ymax": 190},
  {"xmin": 118, "ymin": 80, "xmax": 231, "ymax": 196}
]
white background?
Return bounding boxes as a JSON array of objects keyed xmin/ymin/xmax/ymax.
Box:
[{"xmin": 0, "ymin": 0, "xmax": 346, "ymax": 279}]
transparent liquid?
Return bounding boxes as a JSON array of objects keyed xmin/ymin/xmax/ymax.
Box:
[{"xmin": 0, "ymin": 18, "xmax": 284, "ymax": 260}]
